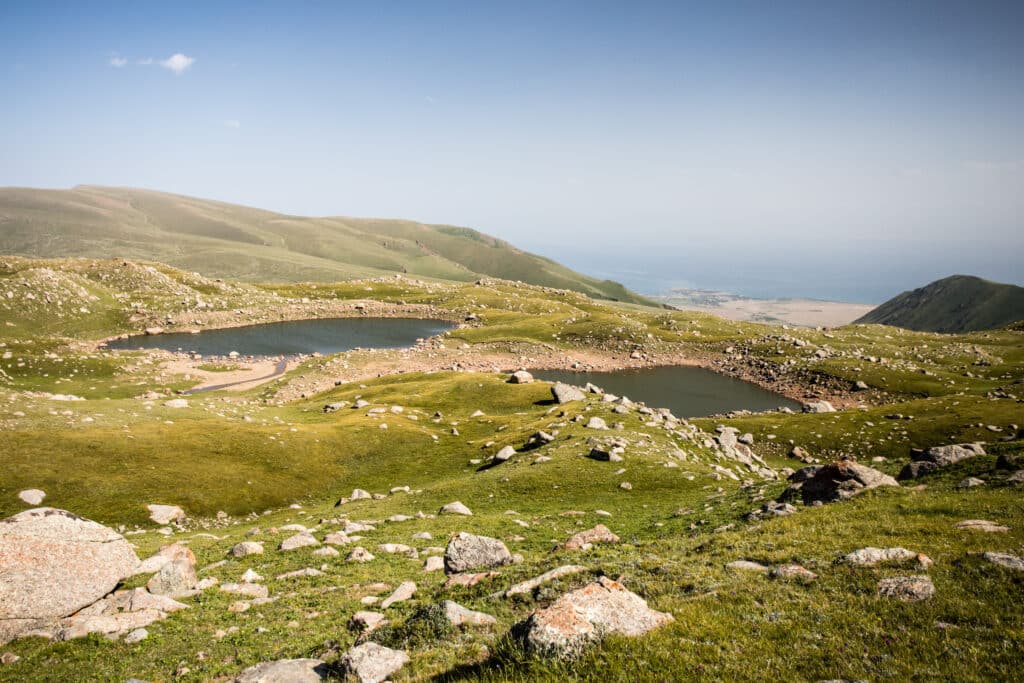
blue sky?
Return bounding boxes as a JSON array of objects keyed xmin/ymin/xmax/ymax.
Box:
[{"xmin": 2, "ymin": 1, "xmax": 1022, "ymax": 300}]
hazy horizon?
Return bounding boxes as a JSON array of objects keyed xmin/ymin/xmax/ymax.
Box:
[{"xmin": 2, "ymin": 1, "xmax": 1022, "ymax": 300}]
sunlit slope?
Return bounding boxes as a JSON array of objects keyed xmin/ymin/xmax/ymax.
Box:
[{"xmin": 0, "ymin": 185, "xmax": 655, "ymax": 304}]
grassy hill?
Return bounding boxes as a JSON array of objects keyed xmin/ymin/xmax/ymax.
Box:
[
  {"xmin": 0, "ymin": 185, "xmax": 654, "ymax": 305},
  {"xmin": 855, "ymin": 274, "xmax": 1024, "ymax": 333}
]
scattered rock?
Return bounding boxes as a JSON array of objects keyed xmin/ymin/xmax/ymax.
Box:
[
  {"xmin": 445, "ymin": 532, "xmax": 513, "ymax": 574},
  {"xmin": 163, "ymin": 398, "xmax": 189, "ymax": 409},
  {"xmin": 146, "ymin": 558, "xmax": 198, "ymax": 598},
  {"xmin": 560, "ymin": 524, "xmax": 620, "ymax": 551},
  {"xmin": 439, "ymin": 501, "xmax": 473, "ymax": 516},
  {"xmin": 16, "ymin": 490, "xmax": 45, "ymax": 506},
  {"xmin": 423, "ymin": 556, "xmax": 445, "ymax": 572},
  {"xmin": 230, "ymin": 541, "xmax": 264, "ymax": 558},
  {"xmin": 444, "ymin": 572, "xmax": 500, "ymax": 588},
  {"xmin": 346, "ymin": 547, "xmax": 376, "ymax": 563},
  {"xmin": 275, "ymin": 568, "xmax": 324, "ymax": 580},
  {"xmin": 781, "ymin": 461, "xmax": 898, "ymax": 505},
  {"xmin": 954, "ymin": 519, "xmax": 1010, "ymax": 533},
  {"xmin": 0, "ymin": 507, "xmax": 140, "ymax": 644},
  {"xmin": 146, "ymin": 504, "xmax": 186, "ymax": 525},
  {"xmin": 232, "ymin": 658, "xmax": 329, "ymax": 682},
  {"xmin": 380, "ymin": 581, "xmax": 416, "ymax": 609},
  {"xmin": 726, "ymin": 560, "xmax": 772, "ymax": 574},
  {"xmin": 747, "ymin": 501, "xmax": 796, "ymax": 520},
  {"xmin": 220, "ymin": 583, "xmax": 269, "ymax": 599},
  {"xmin": 914, "ymin": 443, "xmax": 985, "ymax": 467},
  {"xmin": 511, "ymin": 576, "xmax": 673, "ymax": 658},
  {"xmin": 770, "ymin": 564, "xmax": 818, "ymax": 582},
  {"xmin": 897, "ymin": 461, "xmax": 941, "ymax": 480},
  {"xmin": 841, "ymin": 547, "xmax": 931, "ymax": 568},
  {"xmin": 551, "ymin": 383, "xmax": 585, "ymax": 404},
  {"xmin": 585, "ymin": 417, "xmax": 607, "ymax": 430},
  {"xmin": 878, "ymin": 575, "xmax": 935, "ymax": 601},
  {"xmin": 350, "ymin": 611, "xmax": 388, "ymax": 632},
  {"xmin": 340, "ymin": 642, "xmax": 410, "ymax": 683},
  {"xmin": 124, "ymin": 628, "xmax": 148, "ymax": 644},
  {"xmin": 279, "ymin": 532, "xmax": 319, "ymax": 551},
  {"xmin": 982, "ymin": 552, "xmax": 1024, "ymax": 571},
  {"xmin": 493, "ymin": 445, "xmax": 516, "ymax": 462},
  {"xmin": 958, "ymin": 477, "xmax": 985, "ymax": 489},
  {"xmin": 802, "ymin": 401, "xmax": 836, "ymax": 413},
  {"xmin": 441, "ymin": 600, "xmax": 496, "ymax": 627},
  {"xmin": 502, "ymin": 565, "xmax": 588, "ymax": 597},
  {"xmin": 509, "ymin": 371, "xmax": 534, "ymax": 384}
]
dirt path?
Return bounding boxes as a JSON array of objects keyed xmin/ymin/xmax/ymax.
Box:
[{"xmin": 184, "ymin": 358, "xmax": 291, "ymax": 394}]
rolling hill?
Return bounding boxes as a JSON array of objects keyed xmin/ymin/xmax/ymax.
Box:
[
  {"xmin": 0, "ymin": 185, "xmax": 654, "ymax": 305},
  {"xmin": 855, "ymin": 274, "xmax": 1024, "ymax": 333}
]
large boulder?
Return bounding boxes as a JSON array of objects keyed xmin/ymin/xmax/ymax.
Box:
[
  {"xmin": 551, "ymin": 383, "xmax": 586, "ymax": 404},
  {"xmin": 232, "ymin": 658, "xmax": 330, "ymax": 682},
  {"xmin": 444, "ymin": 532, "xmax": 512, "ymax": 574},
  {"xmin": 900, "ymin": 443, "xmax": 986, "ymax": 479},
  {"xmin": 0, "ymin": 508, "xmax": 140, "ymax": 644},
  {"xmin": 780, "ymin": 461, "xmax": 898, "ymax": 505},
  {"xmin": 511, "ymin": 576, "xmax": 673, "ymax": 658},
  {"xmin": 802, "ymin": 400, "xmax": 836, "ymax": 414}
]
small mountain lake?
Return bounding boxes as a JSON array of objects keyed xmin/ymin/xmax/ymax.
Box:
[
  {"xmin": 106, "ymin": 317, "xmax": 456, "ymax": 357},
  {"xmin": 533, "ymin": 366, "xmax": 801, "ymax": 418}
]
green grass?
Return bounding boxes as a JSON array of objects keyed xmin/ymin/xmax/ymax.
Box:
[{"xmin": 0, "ymin": 257, "xmax": 1022, "ymax": 682}]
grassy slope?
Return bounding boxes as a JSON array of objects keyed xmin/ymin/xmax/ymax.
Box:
[
  {"xmin": 0, "ymin": 258, "xmax": 1022, "ymax": 682},
  {"xmin": 0, "ymin": 185, "xmax": 656, "ymax": 305},
  {"xmin": 856, "ymin": 274, "xmax": 1024, "ymax": 333}
]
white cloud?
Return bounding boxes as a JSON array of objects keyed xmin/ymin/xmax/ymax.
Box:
[
  {"xmin": 159, "ymin": 53, "xmax": 195, "ymax": 75},
  {"xmin": 138, "ymin": 57, "xmax": 153, "ymax": 66},
  {"xmin": 109, "ymin": 55, "xmax": 127, "ymax": 68},
  {"xmin": 224, "ymin": 119, "xmax": 241, "ymax": 129}
]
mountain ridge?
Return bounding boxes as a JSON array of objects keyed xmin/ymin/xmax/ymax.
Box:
[
  {"xmin": 855, "ymin": 274, "xmax": 1024, "ymax": 333},
  {"xmin": 0, "ymin": 184, "xmax": 657, "ymax": 306}
]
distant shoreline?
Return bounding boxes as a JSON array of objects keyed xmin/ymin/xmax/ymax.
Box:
[{"xmin": 651, "ymin": 288, "xmax": 876, "ymax": 328}]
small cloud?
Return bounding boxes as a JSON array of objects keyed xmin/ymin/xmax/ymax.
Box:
[
  {"xmin": 425, "ymin": 95, "xmax": 436, "ymax": 105},
  {"xmin": 160, "ymin": 53, "xmax": 195, "ymax": 75},
  {"xmin": 109, "ymin": 55, "xmax": 127, "ymax": 68},
  {"xmin": 224, "ymin": 119, "xmax": 241, "ymax": 129},
  {"xmin": 137, "ymin": 57, "xmax": 153, "ymax": 66}
]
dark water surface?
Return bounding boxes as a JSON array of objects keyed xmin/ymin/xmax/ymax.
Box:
[
  {"xmin": 533, "ymin": 366, "xmax": 801, "ymax": 418},
  {"xmin": 107, "ymin": 318, "xmax": 456, "ymax": 357}
]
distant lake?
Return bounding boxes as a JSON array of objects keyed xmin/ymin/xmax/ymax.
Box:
[
  {"xmin": 107, "ymin": 318, "xmax": 456, "ymax": 357},
  {"xmin": 533, "ymin": 366, "xmax": 801, "ymax": 418}
]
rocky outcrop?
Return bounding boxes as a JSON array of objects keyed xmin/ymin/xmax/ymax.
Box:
[
  {"xmin": 511, "ymin": 576, "xmax": 673, "ymax": 658},
  {"xmin": 0, "ymin": 508, "xmax": 140, "ymax": 644},
  {"xmin": 780, "ymin": 461, "xmax": 898, "ymax": 505},
  {"xmin": 899, "ymin": 443, "xmax": 986, "ymax": 480}
]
